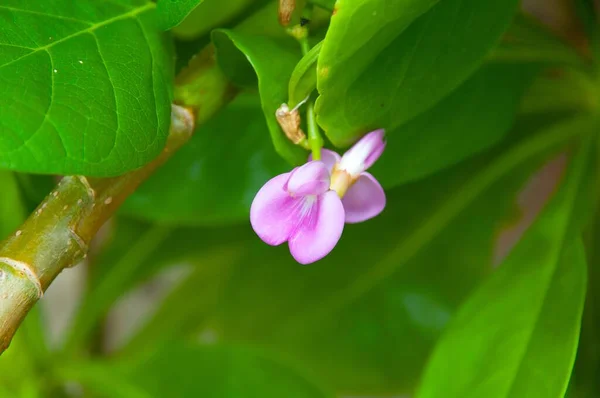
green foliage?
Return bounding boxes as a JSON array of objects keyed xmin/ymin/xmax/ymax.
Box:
[
  {"xmin": 373, "ymin": 63, "xmax": 538, "ymax": 188},
  {"xmin": 156, "ymin": 0, "xmax": 204, "ymax": 30},
  {"xmin": 0, "ymin": 0, "xmax": 174, "ymax": 176},
  {"xmin": 0, "ymin": 171, "xmax": 26, "ymax": 238},
  {"xmin": 2, "ymin": 0, "xmax": 600, "ymax": 397},
  {"xmin": 123, "ymin": 93, "xmax": 289, "ymax": 225},
  {"xmin": 288, "ymin": 40, "xmax": 322, "ymax": 108},
  {"xmin": 316, "ymin": 0, "xmax": 519, "ymax": 146},
  {"xmin": 213, "ymin": 29, "xmax": 307, "ymax": 164},
  {"xmin": 417, "ymin": 142, "xmax": 591, "ymax": 398},
  {"xmin": 170, "ymin": 0, "xmax": 258, "ymax": 39},
  {"xmin": 126, "ymin": 343, "xmax": 334, "ymax": 397}
]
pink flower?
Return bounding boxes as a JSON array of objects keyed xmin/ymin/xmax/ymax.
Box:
[
  {"xmin": 250, "ymin": 129, "xmax": 386, "ymax": 264},
  {"xmin": 316, "ymin": 129, "xmax": 386, "ymax": 223},
  {"xmin": 250, "ymin": 161, "xmax": 345, "ymax": 264}
]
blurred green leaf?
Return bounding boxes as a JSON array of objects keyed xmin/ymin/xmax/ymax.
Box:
[
  {"xmin": 520, "ymin": 69, "xmax": 595, "ymax": 116},
  {"xmin": 0, "ymin": 307, "xmax": 48, "ymax": 397},
  {"xmin": 372, "ymin": 63, "xmax": 537, "ymax": 188},
  {"xmin": 63, "ymin": 217, "xmax": 251, "ymax": 354},
  {"xmin": 122, "ymin": 93, "xmax": 289, "ymax": 225},
  {"xmin": 157, "ymin": 0, "xmax": 203, "ymax": 30},
  {"xmin": 491, "ymin": 13, "xmax": 587, "ymax": 68},
  {"xmin": 126, "ymin": 342, "xmax": 333, "ymax": 397},
  {"xmin": 316, "ymin": 0, "xmax": 519, "ymax": 146},
  {"xmin": 416, "ymin": 141, "xmax": 591, "ymax": 398},
  {"xmin": 171, "ymin": 0, "xmax": 258, "ymax": 39},
  {"xmin": 56, "ymin": 361, "xmax": 151, "ymax": 398},
  {"xmin": 0, "ymin": 0, "xmax": 174, "ymax": 176},
  {"xmin": 0, "ymin": 171, "xmax": 26, "ymax": 238},
  {"xmin": 121, "ymin": 115, "xmax": 593, "ymax": 393},
  {"xmin": 212, "ymin": 29, "xmax": 306, "ymax": 165},
  {"xmin": 14, "ymin": 174, "xmax": 55, "ymax": 214},
  {"xmin": 121, "ymin": 249, "xmax": 241, "ymax": 354}
]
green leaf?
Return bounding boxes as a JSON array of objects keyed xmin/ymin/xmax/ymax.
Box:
[
  {"xmin": 55, "ymin": 361, "xmax": 151, "ymax": 398},
  {"xmin": 126, "ymin": 342, "xmax": 333, "ymax": 397},
  {"xmin": 212, "ymin": 29, "xmax": 307, "ymax": 165},
  {"xmin": 122, "ymin": 93, "xmax": 289, "ymax": 225},
  {"xmin": 491, "ymin": 13, "xmax": 586, "ymax": 68},
  {"xmin": 0, "ymin": 0, "xmax": 174, "ymax": 176},
  {"xmin": 171, "ymin": 0, "xmax": 256, "ymax": 40},
  {"xmin": 63, "ymin": 217, "xmax": 251, "ymax": 354},
  {"xmin": 416, "ymin": 142, "xmax": 591, "ymax": 398},
  {"xmin": 288, "ymin": 41, "xmax": 322, "ymax": 108},
  {"xmin": 372, "ymin": 63, "xmax": 537, "ymax": 188},
  {"xmin": 156, "ymin": 0, "xmax": 203, "ymax": 30},
  {"xmin": 316, "ymin": 0, "xmax": 519, "ymax": 146}
]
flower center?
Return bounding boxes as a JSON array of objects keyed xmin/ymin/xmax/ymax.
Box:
[{"xmin": 329, "ymin": 167, "xmax": 353, "ymax": 198}]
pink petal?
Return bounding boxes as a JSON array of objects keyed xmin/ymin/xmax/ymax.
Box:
[
  {"xmin": 339, "ymin": 129, "xmax": 386, "ymax": 176},
  {"xmin": 342, "ymin": 172, "xmax": 386, "ymax": 223},
  {"xmin": 288, "ymin": 191, "xmax": 345, "ymax": 264},
  {"xmin": 285, "ymin": 161, "xmax": 330, "ymax": 196},
  {"xmin": 309, "ymin": 149, "xmax": 341, "ymax": 174},
  {"xmin": 250, "ymin": 173, "xmax": 297, "ymax": 245}
]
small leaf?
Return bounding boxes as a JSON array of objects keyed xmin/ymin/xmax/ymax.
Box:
[
  {"xmin": 213, "ymin": 29, "xmax": 306, "ymax": 164},
  {"xmin": 126, "ymin": 342, "xmax": 334, "ymax": 397},
  {"xmin": 372, "ymin": 63, "xmax": 538, "ymax": 188},
  {"xmin": 122, "ymin": 93, "xmax": 289, "ymax": 225},
  {"xmin": 288, "ymin": 41, "xmax": 322, "ymax": 108},
  {"xmin": 417, "ymin": 142, "xmax": 591, "ymax": 398},
  {"xmin": 156, "ymin": 0, "xmax": 204, "ymax": 30},
  {"xmin": 316, "ymin": 0, "xmax": 519, "ymax": 146},
  {"xmin": 0, "ymin": 0, "xmax": 174, "ymax": 176}
]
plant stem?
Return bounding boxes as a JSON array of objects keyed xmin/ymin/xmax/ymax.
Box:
[
  {"xmin": 291, "ymin": 5, "xmax": 324, "ymax": 160},
  {"xmin": 0, "ymin": 45, "xmax": 235, "ymax": 355},
  {"xmin": 306, "ymin": 101, "xmax": 323, "ymax": 160}
]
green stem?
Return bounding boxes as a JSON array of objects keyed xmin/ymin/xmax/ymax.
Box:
[
  {"xmin": 292, "ymin": 5, "xmax": 323, "ymax": 159},
  {"xmin": 0, "ymin": 44, "xmax": 235, "ymax": 355},
  {"xmin": 306, "ymin": 101, "xmax": 322, "ymax": 160}
]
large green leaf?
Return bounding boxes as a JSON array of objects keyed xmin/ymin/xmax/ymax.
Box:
[
  {"xmin": 417, "ymin": 142, "xmax": 591, "ymax": 398},
  {"xmin": 156, "ymin": 0, "xmax": 203, "ymax": 30},
  {"xmin": 126, "ymin": 343, "xmax": 333, "ymax": 397},
  {"xmin": 212, "ymin": 30, "xmax": 306, "ymax": 165},
  {"xmin": 122, "ymin": 93, "xmax": 289, "ymax": 225},
  {"xmin": 372, "ymin": 63, "xmax": 537, "ymax": 188},
  {"xmin": 0, "ymin": 0, "xmax": 174, "ymax": 176},
  {"xmin": 316, "ymin": 0, "xmax": 519, "ymax": 146}
]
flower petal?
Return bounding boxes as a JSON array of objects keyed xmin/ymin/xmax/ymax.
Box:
[
  {"xmin": 339, "ymin": 129, "xmax": 386, "ymax": 176},
  {"xmin": 309, "ymin": 149, "xmax": 341, "ymax": 174},
  {"xmin": 288, "ymin": 191, "xmax": 345, "ymax": 264},
  {"xmin": 250, "ymin": 173, "xmax": 298, "ymax": 245},
  {"xmin": 285, "ymin": 161, "xmax": 330, "ymax": 196},
  {"xmin": 342, "ymin": 172, "xmax": 386, "ymax": 223}
]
